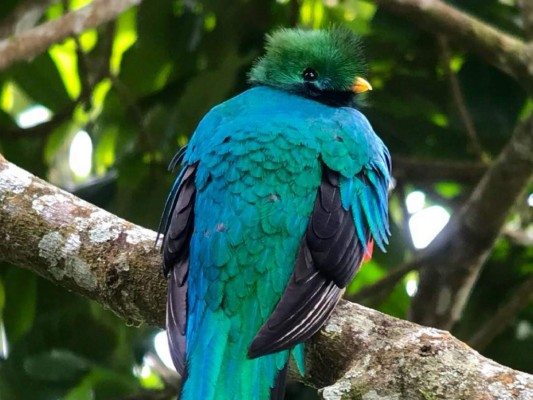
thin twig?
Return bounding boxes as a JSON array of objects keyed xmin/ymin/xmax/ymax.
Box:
[
  {"xmin": 468, "ymin": 274, "xmax": 533, "ymax": 351},
  {"xmin": 92, "ymin": 22, "xmax": 116, "ymax": 84},
  {"xmin": 392, "ymin": 155, "xmax": 487, "ymax": 184},
  {"xmin": 503, "ymin": 228, "xmax": 533, "ymax": 247},
  {"xmin": 349, "ymin": 256, "xmax": 426, "ymax": 302},
  {"xmin": 438, "ymin": 36, "xmax": 486, "ymax": 161}
]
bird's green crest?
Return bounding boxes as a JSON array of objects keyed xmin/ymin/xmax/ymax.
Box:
[{"xmin": 249, "ymin": 26, "xmax": 368, "ymax": 106}]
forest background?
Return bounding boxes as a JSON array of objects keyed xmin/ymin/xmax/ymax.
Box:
[{"xmin": 0, "ymin": 0, "xmax": 532, "ymax": 399}]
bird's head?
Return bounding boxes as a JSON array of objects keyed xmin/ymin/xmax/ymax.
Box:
[{"xmin": 249, "ymin": 26, "xmax": 371, "ymax": 108}]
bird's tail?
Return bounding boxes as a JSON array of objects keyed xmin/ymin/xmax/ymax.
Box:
[{"xmin": 178, "ymin": 307, "xmax": 302, "ymax": 400}]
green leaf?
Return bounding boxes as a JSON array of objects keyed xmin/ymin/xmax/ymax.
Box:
[
  {"xmin": 435, "ymin": 181, "xmax": 463, "ymax": 198},
  {"xmin": 48, "ymin": 39, "xmax": 81, "ymax": 100},
  {"xmin": 24, "ymin": 349, "xmax": 90, "ymax": 382},
  {"xmin": 64, "ymin": 377, "xmax": 94, "ymax": 400},
  {"xmin": 459, "ymin": 59, "xmax": 527, "ymax": 154},
  {"xmin": 89, "ymin": 368, "xmax": 140, "ymax": 399},
  {"xmin": 3, "ymin": 268, "xmax": 37, "ymax": 344},
  {"xmin": 44, "ymin": 120, "xmax": 74, "ymax": 164},
  {"xmin": 0, "ymin": 374, "xmax": 18, "ymax": 400},
  {"xmin": 1, "ymin": 80, "xmax": 35, "ymax": 116},
  {"xmin": 110, "ymin": 8, "xmax": 138, "ymax": 75},
  {"xmin": 346, "ymin": 259, "xmax": 386, "ymax": 295},
  {"xmin": 378, "ymin": 280, "xmax": 411, "ymax": 318},
  {"xmin": 94, "ymin": 125, "xmax": 118, "ymax": 175},
  {"xmin": 9, "ymin": 53, "xmax": 71, "ymax": 112}
]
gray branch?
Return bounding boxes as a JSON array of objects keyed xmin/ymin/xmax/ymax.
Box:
[
  {"xmin": 468, "ymin": 274, "xmax": 533, "ymax": 351},
  {"xmin": 392, "ymin": 156, "xmax": 487, "ymax": 184},
  {"xmin": 312, "ymin": 302, "xmax": 533, "ymax": 400},
  {"xmin": 0, "ymin": 0, "xmax": 142, "ymax": 72},
  {"xmin": 1, "ymin": 154, "xmax": 532, "ymax": 399},
  {"xmin": 409, "ymin": 116, "xmax": 533, "ymax": 329},
  {"xmin": 518, "ymin": 0, "xmax": 533, "ymax": 41},
  {"xmin": 0, "ymin": 153, "xmax": 165, "ymax": 327},
  {"xmin": 0, "ymin": 0, "xmax": 59, "ymax": 40},
  {"xmin": 373, "ymin": 0, "xmax": 533, "ymax": 95}
]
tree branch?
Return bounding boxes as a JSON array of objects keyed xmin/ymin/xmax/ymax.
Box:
[
  {"xmin": 0, "ymin": 0, "xmax": 58, "ymax": 40},
  {"xmin": 373, "ymin": 1, "xmax": 533, "ymax": 329},
  {"xmin": 0, "ymin": 0, "xmax": 142, "ymax": 72},
  {"xmin": 373, "ymin": 0, "xmax": 533, "ymax": 95},
  {"xmin": 348, "ymin": 256, "xmax": 424, "ymax": 302},
  {"xmin": 503, "ymin": 228, "xmax": 533, "ymax": 247},
  {"xmin": 392, "ymin": 155, "xmax": 487, "ymax": 184},
  {"xmin": 438, "ymin": 36, "xmax": 485, "ymax": 160},
  {"xmin": 1, "ymin": 154, "xmax": 532, "ymax": 399},
  {"xmin": 468, "ymin": 274, "xmax": 533, "ymax": 351},
  {"xmin": 0, "ymin": 153, "xmax": 164, "ymax": 327},
  {"xmin": 311, "ymin": 301, "xmax": 533, "ymax": 400},
  {"xmin": 409, "ymin": 115, "xmax": 533, "ymax": 329},
  {"xmin": 518, "ymin": 0, "xmax": 533, "ymax": 41}
]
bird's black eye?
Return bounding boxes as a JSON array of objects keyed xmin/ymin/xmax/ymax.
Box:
[{"xmin": 302, "ymin": 67, "xmax": 318, "ymax": 82}]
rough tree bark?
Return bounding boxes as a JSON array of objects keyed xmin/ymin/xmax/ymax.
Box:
[
  {"xmin": 1, "ymin": 153, "xmax": 532, "ymax": 399},
  {"xmin": 0, "ymin": 154, "xmax": 164, "ymax": 327}
]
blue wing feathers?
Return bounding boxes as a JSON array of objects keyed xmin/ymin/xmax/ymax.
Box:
[
  {"xmin": 340, "ymin": 157, "xmax": 390, "ymax": 253},
  {"xmin": 161, "ymin": 86, "xmax": 391, "ymax": 400}
]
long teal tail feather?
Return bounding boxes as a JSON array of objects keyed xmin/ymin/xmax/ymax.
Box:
[{"xmin": 180, "ymin": 305, "xmax": 295, "ymax": 400}]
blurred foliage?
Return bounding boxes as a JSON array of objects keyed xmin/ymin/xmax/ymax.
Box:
[{"xmin": 0, "ymin": 0, "xmax": 531, "ymax": 398}]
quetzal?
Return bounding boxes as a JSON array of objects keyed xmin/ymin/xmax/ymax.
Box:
[{"xmin": 159, "ymin": 27, "xmax": 391, "ymax": 400}]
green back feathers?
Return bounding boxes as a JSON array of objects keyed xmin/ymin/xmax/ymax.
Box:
[{"xmin": 249, "ymin": 27, "xmax": 367, "ymax": 95}]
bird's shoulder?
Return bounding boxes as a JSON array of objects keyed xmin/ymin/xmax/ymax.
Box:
[{"xmin": 184, "ymin": 86, "xmax": 386, "ymax": 177}]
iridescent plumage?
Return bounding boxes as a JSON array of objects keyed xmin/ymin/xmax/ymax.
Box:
[{"xmin": 160, "ymin": 27, "xmax": 391, "ymax": 400}]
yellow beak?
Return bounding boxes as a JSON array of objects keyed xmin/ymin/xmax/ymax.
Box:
[{"xmin": 352, "ymin": 76, "xmax": 373, "ymax": 94}]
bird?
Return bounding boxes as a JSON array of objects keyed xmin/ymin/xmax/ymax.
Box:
[{"xmin": 159, "ymin": 26, "xmax": 391, "ymax": 400}]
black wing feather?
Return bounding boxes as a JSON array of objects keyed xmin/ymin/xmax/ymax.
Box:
[
  {"xmin": 162, "ymin": 164, "xmax": 197, "ymax": 376},
  {"xmin": 249, "ymin": 165, "xmax": 369, "ymax": 358},
  {"xmin": 166, "ymin": 258, "xmax": 188, "ymax": 376},
  {"xmin": 163, "ymin": 164, "xmax": 197, "ymax": 277},
  {"xmin": 270, "ymin": 362, "xmax": 289, "ymax": 400}
]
